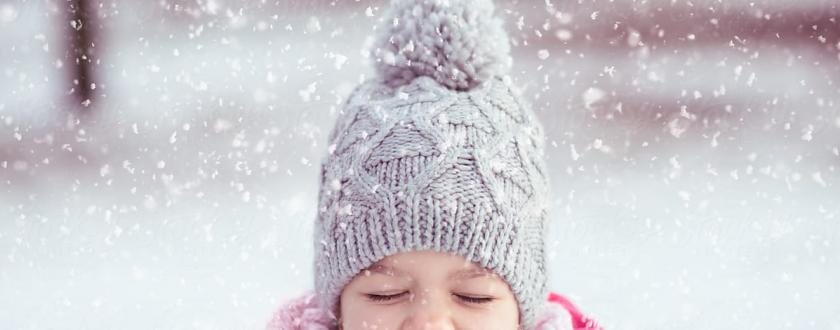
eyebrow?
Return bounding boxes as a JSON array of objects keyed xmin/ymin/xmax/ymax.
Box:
[
  {"xmin": 449, "ymin": 267, "xmax": 494, "ymax": 280},
  {"xmin": 364, "ymin": 263, "xmax": 493, "ymax": 280},
  {"xmin": 366, "ymin": 264, "xmax": 407, "ymax": 277}
]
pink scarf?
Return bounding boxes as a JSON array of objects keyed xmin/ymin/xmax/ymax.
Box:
[{"xmin": 266, "ymin": 292, "xmax": 602, "ymax": 330}]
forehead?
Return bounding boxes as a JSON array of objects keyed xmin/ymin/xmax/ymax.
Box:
[{"xmin": 365, "ymin": 251, "xmax": 496, "ymax": 280}]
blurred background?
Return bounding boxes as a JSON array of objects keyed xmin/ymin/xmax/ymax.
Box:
[{"xmin": 1, "ymin": 0, "xmax": 839, "ymax": 329}]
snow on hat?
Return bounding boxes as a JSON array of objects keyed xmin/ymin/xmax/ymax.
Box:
[{"xmin": 313, "ymin": 0, "xmax": 551, "ymax": 327}]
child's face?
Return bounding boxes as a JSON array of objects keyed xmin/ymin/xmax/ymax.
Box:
[{"xmin": 339, "ymin": 250, "xmax": 520, "ymax": 330}]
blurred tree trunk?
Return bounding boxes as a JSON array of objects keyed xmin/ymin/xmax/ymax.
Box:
[{"xmin": 65, "ymin": 0, "xmax": 98, "ymax": 109}]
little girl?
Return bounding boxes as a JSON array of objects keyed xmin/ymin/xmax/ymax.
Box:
[{"xmin": 267, "ymin": 0, "xmax": 601, "ymax": 329}]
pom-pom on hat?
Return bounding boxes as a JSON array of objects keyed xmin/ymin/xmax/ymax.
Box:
[
  {"xmin": 373, "ymin": 0, "xmax": 513, "ymax": 91},
  {"xmin": 313, "ymin": 0, "xmax": 552, "ymax": 328}
]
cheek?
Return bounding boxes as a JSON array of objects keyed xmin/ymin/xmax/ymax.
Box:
[
  {"xmin": 455, "ymin": 299, "xmax": 520, "ymax": 329},
  {"xmin": 340, "ymin": 293, "xmax": 405, "ymax": 329}
]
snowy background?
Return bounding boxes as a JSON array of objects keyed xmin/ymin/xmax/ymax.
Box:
[{"xmin": 1, "ymin": 0, "xmax": 839, "ymax": 329}]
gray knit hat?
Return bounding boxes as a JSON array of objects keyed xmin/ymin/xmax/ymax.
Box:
[{"xmin": 313, "ymin": 0, "xmax": 550, "ymax": 327}]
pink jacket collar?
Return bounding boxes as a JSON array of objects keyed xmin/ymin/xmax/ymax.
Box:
[{"xmin": 266, "ymin": 292, "xmax": 601, "ymax": 330}]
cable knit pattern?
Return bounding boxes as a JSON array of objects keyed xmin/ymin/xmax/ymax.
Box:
[
  {"xmin": 266, "ymin": 292, "xmax": 601, "ymax": 330},
  {"xmin": 312, "ymin": 0, "xmax": 554, "ymax": 328},
  {"xmin": 314, "ymin": 73, "xmax": 550, "ymax": 328}
]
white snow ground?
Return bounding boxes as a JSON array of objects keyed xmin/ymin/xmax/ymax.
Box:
[{"xmin": 1, "ymin": 1, "xmax": 839, "ymax": 329}]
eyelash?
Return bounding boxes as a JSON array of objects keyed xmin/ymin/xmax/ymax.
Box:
[
  {"xmin": 366, "ymin": 292, "xmax": 494, "ymax": 304},
  {"xmin": 456, "ymin": 294, "xmax": 493, "ymax": 304}
]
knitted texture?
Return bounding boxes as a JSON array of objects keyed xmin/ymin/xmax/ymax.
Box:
[
  {"xmin": 373, "ymin": 0, "xmax": 512, "ymax": 90},
  {"xmin": 313, "ymin": 0, "xmax": 551, "ymax": 328},
  {"xmin": 265, "ymin": 294, "xmax": 334, "ymax": 330}
]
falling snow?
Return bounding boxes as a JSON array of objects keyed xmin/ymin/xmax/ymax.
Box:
[{"xmin": 1, "ymin": 1, "xmax": 839, "ymax": 329}]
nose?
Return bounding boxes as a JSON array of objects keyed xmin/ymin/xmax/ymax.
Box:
[{"xmin": 403, "ymin": 292, "xmax": 456, "ymax": 330}]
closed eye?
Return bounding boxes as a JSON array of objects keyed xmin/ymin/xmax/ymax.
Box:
[
  {"xmin": 366, "ymin": 291, "xmax": 408, "ymax": 302},
  {"xmin": 454, "ymin": 294, "xmax": 494, "ymax": 304},
  {"xmin": 366, "ymin": 292, "xmax": 494, "ymax": 304}
]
